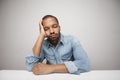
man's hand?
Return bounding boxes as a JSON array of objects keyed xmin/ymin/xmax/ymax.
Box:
[
  {"xmin": 32, "ymin": 63, "xmax": 68, "ymax": 75},
  {"xmin": 39, "ymin": 21, "xmax": 46, "ymax": 37},
  {"xmin": 32, "ymin": 63, "xmax": 53, "ymax": 75}
]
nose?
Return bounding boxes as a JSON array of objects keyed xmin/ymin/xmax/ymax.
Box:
[{"xmin": 50, "ymin": 28, "xmax": 54, "ymax": 33}]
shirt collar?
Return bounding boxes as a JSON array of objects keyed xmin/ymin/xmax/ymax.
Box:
[{"xmin": 46, "ymin": 33, "xmax": 65, "ymax": 48}]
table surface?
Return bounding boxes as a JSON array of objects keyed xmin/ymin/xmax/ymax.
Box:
[{"xmin": 0, "ymin": 70, "xmax": 120, "ymax": 80}]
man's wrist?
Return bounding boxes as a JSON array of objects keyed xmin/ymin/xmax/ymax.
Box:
[
  {"xmin": 50, "ymin": 65, "xmax": 56, "ymax": 73},
  {"xmin": 40, "ymin": 33, "xmax": 45, "ymax": 37}
]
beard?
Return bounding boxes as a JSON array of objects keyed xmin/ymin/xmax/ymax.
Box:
[{"xmin": 47, "ymin": 32, "xmax": 60, "ymax": 42}]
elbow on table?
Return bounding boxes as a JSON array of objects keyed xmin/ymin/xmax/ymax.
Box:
[
  {"xmin": 82, "ymin": 63, "xmax": 91, "ymax": 73},
  {"xmin": 78, "ymin": 63, "xmax": 91, "ymax": 74}
]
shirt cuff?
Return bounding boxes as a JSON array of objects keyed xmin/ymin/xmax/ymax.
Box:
[
  {"xmin": 26, "ymin": 56, "xmax": 40, "ymax": 64},
  {"xmin": 64, "ymin": 61, "xmax": 78, "ymax": 74}
]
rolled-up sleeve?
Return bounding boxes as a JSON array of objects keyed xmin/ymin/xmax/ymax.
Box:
[
  {"xmin": 25, "ymin": 50, "xmax": 44, "ymax": 71},
  {"xmin": 64, "ymin": 37, "xmax": 90, "ymax": 74},
  {"xmin": 64, "ymin": 61, "xmax": 78, "ymax": 73}
]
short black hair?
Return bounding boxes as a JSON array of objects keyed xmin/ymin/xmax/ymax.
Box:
[{"xmin": 42, "ymin": 15, "xmax": 59, "ymax": 24}]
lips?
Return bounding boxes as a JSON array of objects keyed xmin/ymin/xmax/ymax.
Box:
[
  {"xmin": 50, "ymin": 34, "xmax": 56, "ymax": 38},
  {"xmin": 48, "ymin": 34, "xmax": 58, "ymax": 41}
]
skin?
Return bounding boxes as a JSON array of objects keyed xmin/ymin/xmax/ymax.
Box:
[
  {"xmin": 32, "ymin": 17, "xmax": 68, "ymax": 75},
  {"xmin": 42, "ymin": 17, "xmax": 60, "ymax": 46}
]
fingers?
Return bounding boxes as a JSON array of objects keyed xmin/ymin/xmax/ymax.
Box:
[
  {"xmin": 32, "ymin": 63, "xmax": 40, "ymax": 75},
  {"xmin": 39, "ymin": 20, "xmax": 43, "ymax": 30},
  {"xmin": 38, "ymin": 62, "xmax": 42, "ymax": 64},
  {"xmin": 39, "ymin": 20, "xmax": 47, "ymax": 38},
  {"xmin": 39, "ymin": 20, "xmax": 43, "ymax": 27},
  {"xmin": 32, "ymin": 63, "xmax": 43, "ymax": 75}
]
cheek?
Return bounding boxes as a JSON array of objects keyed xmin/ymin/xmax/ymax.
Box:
[
  {"xmin": 45, "ymin": 31, "xmax": 50, "ymax": 35},
  {"xmin": 55, "ymin": 28, "xmax": 60, "ymax": 33}
]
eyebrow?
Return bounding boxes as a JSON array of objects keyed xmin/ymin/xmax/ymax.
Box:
[
  {"xmin": 44, "ymin": 24, "xmax": 58, "ymax": 28},
  {"xmin": 52, "ymin": 24, "xmax": 59, "ymax": 27}
]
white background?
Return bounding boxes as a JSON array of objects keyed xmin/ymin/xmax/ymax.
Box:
[{"xmin": 0, "ymin": 0, "xmax": 120, "ymax": 70}]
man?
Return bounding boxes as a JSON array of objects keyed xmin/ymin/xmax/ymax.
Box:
[{"xmin": 26, "ymin": 15, "xmax": 90, "ymax": 75}]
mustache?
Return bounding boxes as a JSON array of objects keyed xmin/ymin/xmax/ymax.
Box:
[{"xmin": 50, "ymin": 32, "xmax": 55, "ymax": 34}]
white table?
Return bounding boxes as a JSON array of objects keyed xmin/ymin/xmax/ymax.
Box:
[{"xmin": 0, "ymin": 70, "xmax": 120, "ymax": 80}]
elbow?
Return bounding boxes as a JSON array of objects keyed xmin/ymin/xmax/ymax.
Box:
[
  {"xmin": 78, "ymin": 62, "xmax": 91, "ymax": 73},
  {"xmin": 85, "ymin": 66, "xmax": 90, "ymax": 72},
  {"xmin": 83, "ymin": 59, "xmax": 91, "ymax": 72},
  {"xmin": 83, "ymin": 63, "xmax": 91, "ymax": 73},
  {"xmin": 75, "ymin": 65, "xmax": 90, "ymax": 75}
]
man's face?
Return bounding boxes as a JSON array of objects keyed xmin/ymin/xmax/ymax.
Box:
[{"xmin": 42, "ymin": 17, "xmax": 60, "ymax": 41}]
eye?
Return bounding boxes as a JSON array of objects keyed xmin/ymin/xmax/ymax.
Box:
[
  {"xmin": 44, "ymin": 27, "xmax": 49, "ymax": 31},
  {"xmin": 52, "ymin": 24, "xmax": 58, "ymax": 28}
]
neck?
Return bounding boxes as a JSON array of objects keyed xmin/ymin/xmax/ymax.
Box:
[
  {"xmin": 48, "ymin": 33, "xmax": 61, "ymax": 47},
  {"xmin": 50, "ymin": 38, "xmax": 59, "ymax": 47}
]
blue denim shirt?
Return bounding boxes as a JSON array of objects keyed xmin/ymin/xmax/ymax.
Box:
[{"xmin": 25, "ymin": 34, "xmax": 90, "ymax": 74}]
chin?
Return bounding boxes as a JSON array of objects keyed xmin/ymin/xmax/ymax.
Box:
[{"xmin": 48, "ymin": 37, "xmax": 58, "ymax": 41}]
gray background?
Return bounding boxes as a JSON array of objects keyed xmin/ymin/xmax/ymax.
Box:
[{"xmin": 0, "ymin": 0, "xmax": 120, "ymax": 70}]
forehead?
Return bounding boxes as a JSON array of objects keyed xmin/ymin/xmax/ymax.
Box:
[{"xmin": 42, "ymin": 17, "xmax": 58, "ymax": 26}]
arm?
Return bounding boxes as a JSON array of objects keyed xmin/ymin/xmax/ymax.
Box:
[
  {"xmin": 31, "ymin": 21, "xmax": 47, "ymax": 73},
  {"xmin": 52, "ymin": 64, "xmax": 68, "ymax": 73},
  {"xmin": 32, "ymin": 21, "xmax": 46, "ymax": 57},
  {"xmin": 25, "ymin": 21, "xmax": 46, "ymax": 71},
  {"xmin": 63, "ymin": 37, "xmax": 90, "ymax": 74},
  {"xmin": 32, "ymin": 63, "xmax": 68, "ymax": 75}
]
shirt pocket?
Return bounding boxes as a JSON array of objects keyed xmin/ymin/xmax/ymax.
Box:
[
  {"xmin": 61, "ymin": 52, "xmax": 72, "ymax": 61},
  {"xmin": 45, "ymin": 53, "xmax": 55, "ymax": 64}
]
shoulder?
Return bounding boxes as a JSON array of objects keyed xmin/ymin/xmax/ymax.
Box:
[{"xmin": 63, "ymin": 34, "xmax": 80, "ymax": 43}]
